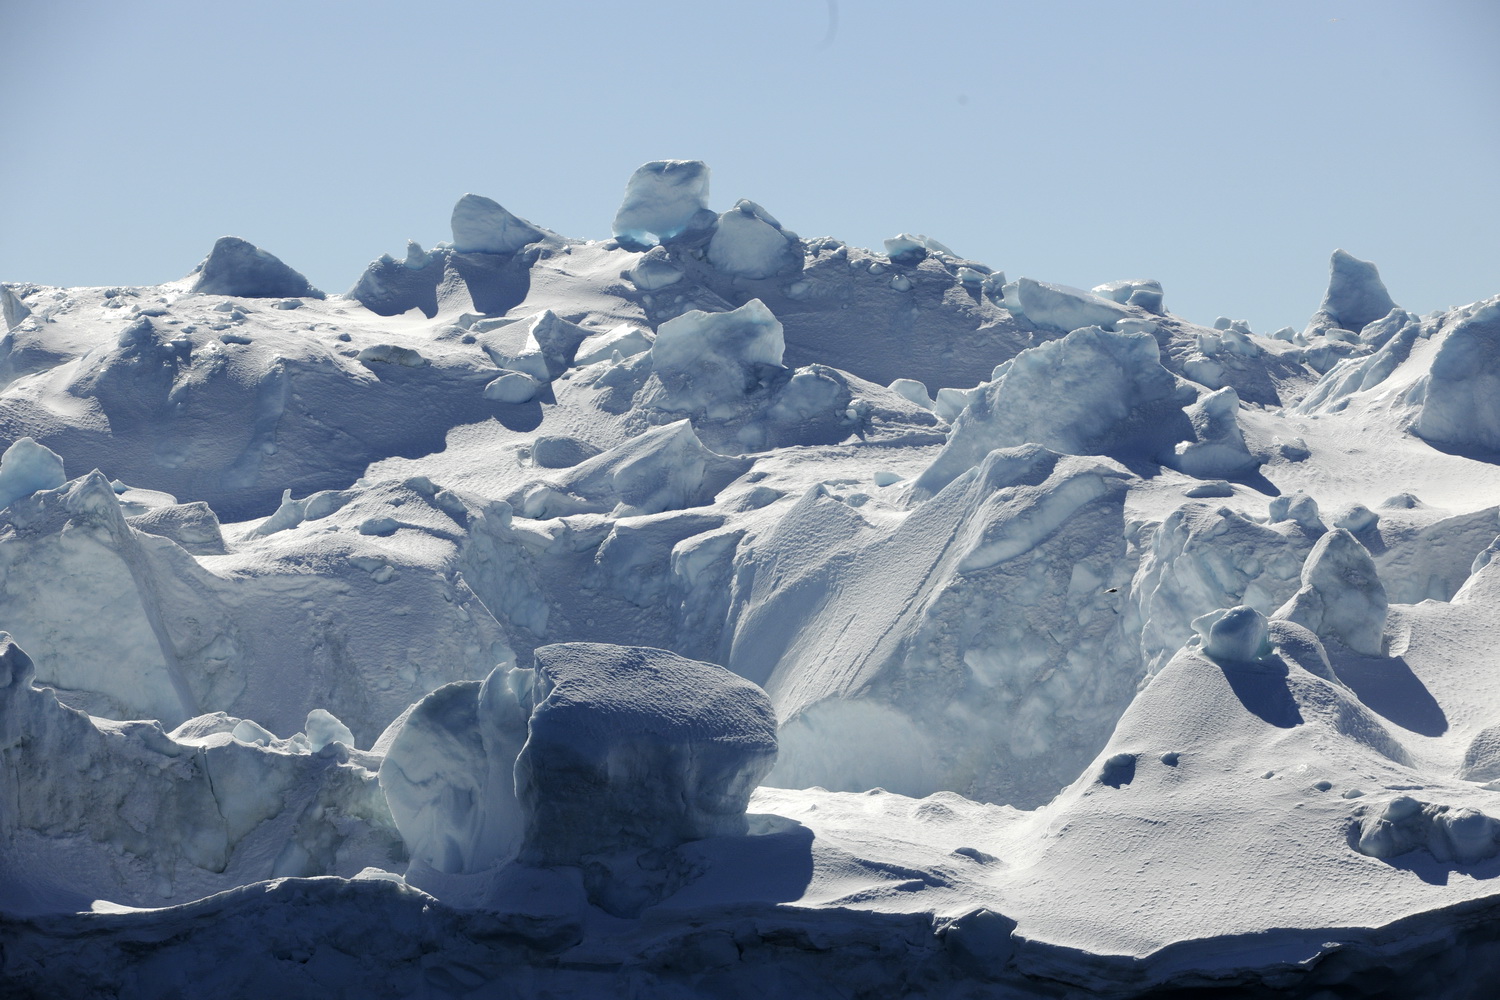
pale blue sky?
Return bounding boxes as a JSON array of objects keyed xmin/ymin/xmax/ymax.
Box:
[{"xmin": 2, "ymin": 0, "xmax": 1496, "ymax": 333}]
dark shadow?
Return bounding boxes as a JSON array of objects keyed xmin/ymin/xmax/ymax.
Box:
[
  {"xmin": 1217, "ymin": 659, "xmax": 1304, "ymax": 728},
  {"xmin": 1226, "ymin": 467, "xmax": 1280, "ymax": 497},
  {"xmin": 1414, "ymin": 432, "xmax": 1500, "ymax": 467},
  {"xmin": 1099, "ymin": 753, "xmax": 1137, "ymax": 788},
  {"xmin": 652, "ymin": 818, "xmax": 816, "ymax": 910},
  {"xmin": 1328, "ymin": 646, "xmax": 1448, "ymax": 737},
  {"xmin": 1360, "ymin": 845, "xmax": 1500, "ymax": 887}
]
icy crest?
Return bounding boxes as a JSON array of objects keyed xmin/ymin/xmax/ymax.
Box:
[
  {"xmin": 191, "ymin": 236, "xmax": 323, "ymax": 299},
  {"xmin": 450, "ymin": 193, "xmax": 545, "ymax": 255},
  {"xmin": 0, "ymin": 437, "xmax": 65, "ymax": 510},
  {"xmin": 1310, "ymin": 249, "xmax": 1397, "ymax": 334},
  {"xmin": 1275, "ymin": 527, "xmax": 1388, "ymax": 656}
]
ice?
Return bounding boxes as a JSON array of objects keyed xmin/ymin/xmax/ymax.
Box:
[
  {"xmin": 516, "ymin": 643, "xmax": 777, "ymax": 868},
  {"xmin": 378, "ymin": 668, "xmax": 533, "ymax": 874},
  {"xmin": 305, "ymin": 708, "xmax": 355, "ymax": 751},
  {"xmin": 190, "ymin": 236, "xmax": 324, "ymax": 299},
  {"xmin": 887, "ymin": 377, "xmax": 935, "ymax": 410},
  {"xmin": 883, "ymin": 233, "xmax": 954, "ymax": 260},
  {"xmin": 913, "ymin": 326, "xmax": 1193, "ymax": 496},
  {"xmin": 0, "ymin": 437, "xmax": 65, "ymax": 509},
  {"xmin": 1172, "ymin": 386, "xmax": 1260, "ymax": 477},
  {"xmin": 1092, "ymin": 278, "xmax": 1164, "ymax": 313},
  {"xmin": 572, "ymin": 324, "xmax": 653, "ymax": 367},
  {"xmin": 1353, "ymin": 796, "xmax": 1500, "ymax": 864},
  {"xmin": 1414, "ymin": 298, "xmax": 1500, "ymax": 452},
  {"xmin": 450, "ymin": 193, "xmax": 544, "ymax": 255},
  {"xmin": 1013, "ymin": 277, "xmax": 1132, "ymax": 331},
  {"xmin": 1274, "ymin": 527, "xmax": 1388, "ymax": 656},
  {"xmin": 1309, "ymin": 249, "xmax": 1398, "ymax": 334},
  {"xmin": 611, "ymin": 160, "xmax": 713, "ymax": 249},
  {"xmin": 707, "ymin": 199, "xmax": 794, "ymax": 278},
  {"xmin": 506, "ymin": 310, "xmax": 593, "ymax": 382},
  {"xmin": 356, "ymin": 343, "xmax": 429, "ymax": 367},
  {"xmin": 647, "ymin": 298, "xmax": 787, "ymax": 418},
  {"xmin": 1191, "ymin": 605, "xmax": 1272, "ymax": 663},
  {"xmin": 483, "ymin": 370, "xmax": 541, "ymax": 403},
  {"xmin": 1, "ymin": 283, "xmax": 30, "ymax": 329},
  {"xmin": 625, "ymin": 246, "xmax": 684, "ymax": 290}
]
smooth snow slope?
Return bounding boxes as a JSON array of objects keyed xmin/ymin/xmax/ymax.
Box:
[{"xmin": 3, "ymin": 162, "xmax": 1500, "ymax": 998}]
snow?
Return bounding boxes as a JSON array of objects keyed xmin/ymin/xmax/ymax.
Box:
[{"xmin": 6, "ymin": 161, "xmax": 1500, "ymax": 996}]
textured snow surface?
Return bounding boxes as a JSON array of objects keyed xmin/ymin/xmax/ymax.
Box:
[{"xmin": 4, "ymin": 164, "xmax": 1500, "ymax": 997}]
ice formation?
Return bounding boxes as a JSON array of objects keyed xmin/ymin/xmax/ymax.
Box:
[
  {"xmin": 190, "ymin": 236, "xmax": 324, "ymax": 299},
  {"xmin": 5, "ymin": 163, "xmax": 1500, "ymax": 997}
]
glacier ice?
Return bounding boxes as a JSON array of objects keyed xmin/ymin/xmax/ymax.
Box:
[
  {"xmin": 0, "ymin": 436, "xmax": 65, "ymax": 509},
  {"xmin": 190, "ymin": 236, "xmax": 324, "ymax": 300},
  {"xmin": 450, "ymin": 193, "xmax": 544, "ymax": 255},
  {"xmin": 6, "ymin": 161, "xmax": 1500, "ymax": 997},
  {"xmin": 612, "ymin": 159, "xmax": 713, "ymax": 249}
]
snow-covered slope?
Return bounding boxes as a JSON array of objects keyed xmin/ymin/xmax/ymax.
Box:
[{"xmin": 3, "ymin": 162, "xmax": 1500, "ymax": 998}]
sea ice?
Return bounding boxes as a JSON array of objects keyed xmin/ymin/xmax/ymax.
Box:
[
  {"xmin": 190, "ymin": 236, "xmax": 324, "ymax": 299},
  {"xmin": 450, "ymin": 194, "xmax": 544, "ymax": 255},
  {"xmin": 612, "ymin": 160, "xmax": 713, "ymax": 249}
]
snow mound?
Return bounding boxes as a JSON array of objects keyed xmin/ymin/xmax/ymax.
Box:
[
  {"xmin": 126, "ymin": 500, "xmax": 227, "ymax": 555},
  {"xmin": 190, "ymin": 236, "xmax": 324, "ymax": 299},
  {"xmin": 611, "ymin": 160, "xmax": 713, "ymax": 249},
  {"xmin": 0, "ymin": 437, "xmax": 65, "ymax": 509},
  {"xmin": 450, "ymin": 193, "xmax": 544, "ymax": 255},
  {"xmin": 516, "ymin": 642, "xmax": 777, "ymax": 866},
  {"xmin": 1353, "ymin": 796, "xmax": 1500, "ymax": 865},
  {"xmin": 1308, "ymin": 249, "xmax": 1397, "ymax": 335},
  {"xmin": 1275, "ymin": 527, "xmax": 1388, "ymax": 656}
]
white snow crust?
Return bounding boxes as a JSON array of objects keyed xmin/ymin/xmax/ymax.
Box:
[{"xmin": 5, "ymin": 163, "xmax": 1500, "ymax": 998}]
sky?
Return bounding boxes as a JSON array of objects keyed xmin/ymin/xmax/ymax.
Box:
[{"xmin": 1, "ymin": 0, "xmax": 1496, "ymax": 333}]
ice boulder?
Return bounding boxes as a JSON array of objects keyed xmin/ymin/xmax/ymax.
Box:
[
  {"xmin": 1, "ymin": 283, "xmax": 30, "ymax": 330},
  {"xmin": 573, "ymin": 324, "xmax": 654, "ymax": 368},
  {"xmin": 1308, "ymin": 249, "xmax": 1397, "ymax": 334},
  {"xmin": 507, "ymin": 310, "xmax": 594, "ymax": 382},
  {"xmin": 0, "ymin": 437, "xmax": 65, "ymax": 509},
  {"xmin": 508, "ymin": 419, "xmax": 750, "ymax": 519},
  {"xmin": 1191, "ymin": 606, "xmax": 1273, "ymax": 663},
  {"xmin": 1413, "ymin": 298, "xmax": 1500, "ymax": 453},
  {"xmin": 378, "ymin": 667, "xmax": 536, "ymax": 874},
  {"xmin": 648, "ymin": 298, "xmax": 786, "ymax": 416},
  {"xmin": 1093, "ymin": 278, "xmax": 1164, "ymax": 314},
  {"xmin": 1172, "ymin": 386, "xmax": 1259, "ymax": 478},
  {"xmin": 625, "ymin": 246, "xmax": 684, "ymax": 290},
  {"xmin": 450, "ymin": 193, "xmax": 544, "ymax": 255},
  {"xmin": 1275, "ymin": 528, "xmax": 1388, "ymax": 656},
  {"xmin": 515, "ymin": 643, "xmax": 777, "ymax": 866},
  {"xmin": 914, "ymin": 326, "xmax": 1193, "ymax": 496},
  {"xmin": 190, "ymin": 236, "xmax": 324, "ymax": 299},
  {"xmin": 612, "ymin": 160, "xmax": 713, "ymax": 249},
  {"xmin": 1014, "ymin": 278, "xmax": 1132, "ymax": 332},
  {"xmin": 708, "ymin": 200, "xmax": 794, "ymax": 278},
  {"xmin": 483, "ymin": 370, "xmax": 540, "ymax": 404}
]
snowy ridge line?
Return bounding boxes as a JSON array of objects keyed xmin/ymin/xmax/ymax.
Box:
[{"xmin": 3, "ymin": 160, "xmax": 1500, "ymax": 996}]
